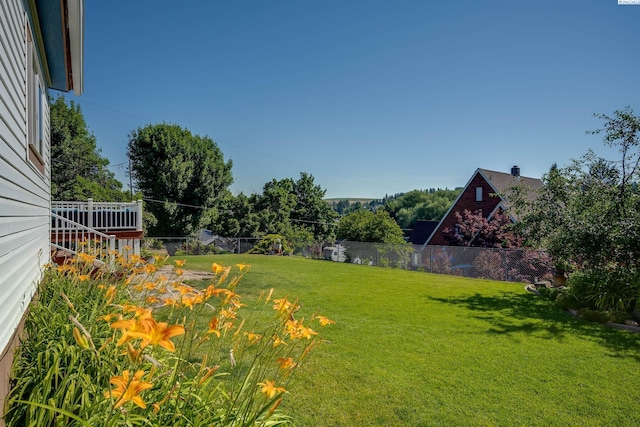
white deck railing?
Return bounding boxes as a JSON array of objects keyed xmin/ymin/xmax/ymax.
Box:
[
  {"xmin": 51, "ymin": 199, "xmax": 143, "ymax": 231},
  {"xmin": 51, "ymin": 212, "xmax": 116, "ymax": 263}
]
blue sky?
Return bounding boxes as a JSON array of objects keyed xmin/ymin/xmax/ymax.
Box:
[{"xmin": 65, "ymin": 0, "xmax": 640, "ymax": 199}]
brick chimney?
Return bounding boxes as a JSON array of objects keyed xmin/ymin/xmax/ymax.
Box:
[{"xmin": 511, "ymin": 165, "xmax": 520, "ymax": 177}]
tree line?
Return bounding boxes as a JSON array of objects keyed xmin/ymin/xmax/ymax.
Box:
[
  {"xmin": 51, "ymin": 95, "xmax": 640, "ymax": 317},
  {"xmin": 51, "ymin": 96, "xmax": 457, "ymax": 244}
]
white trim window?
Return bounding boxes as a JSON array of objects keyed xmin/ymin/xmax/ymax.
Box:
[{"xmin": 26, "ymin": 21, "xmax": 46, "ymax": 174}]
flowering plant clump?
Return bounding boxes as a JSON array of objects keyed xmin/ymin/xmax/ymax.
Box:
[{"xmin": 5, "ymin": 250, "xmax": 333, "ymax": 426}]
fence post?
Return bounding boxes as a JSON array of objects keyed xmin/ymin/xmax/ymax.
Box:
[
  {"xmin": 87, "ymin": 198, "xmax": 93, "ymax": 229},
  {"xmin": 503, "ymin": 250, "xmax": 508, "ymax": 282},
  {"xmin": 136, "ymin": 200, "xmax": 143, "ymax": 231}
]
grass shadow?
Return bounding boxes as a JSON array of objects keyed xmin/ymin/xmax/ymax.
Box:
[{"xmin": 428, "ymin": 291, "xmax": 640, "ymax": 360}]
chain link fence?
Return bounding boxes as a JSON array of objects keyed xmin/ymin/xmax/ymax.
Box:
[{"xmin": 141, "ymin": 237, "xmax": 552, "ymax": 284}]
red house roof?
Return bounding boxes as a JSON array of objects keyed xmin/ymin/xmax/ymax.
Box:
[{"xmin": 423, "ymin": 167, "xmax": 543, "ymax": 247}]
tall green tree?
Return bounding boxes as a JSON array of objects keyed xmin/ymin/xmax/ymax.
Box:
[
  {"xmin": 291, "ymin": 172, "xmax": 337, "ymax": 241},
  {"xmin": 337, "ymin": 209, "xmax": 405, "ymax": 243},
  {"xmin": 50, "ymin": 96, "xmax": 126, "ymax": 201},
  {"xmin": 254, "ymin": 178, "xmax": 297, "ymax": 236},
  {"xmin": 128, "ymin": 123, "xmax": 233, "ymax": 236}
]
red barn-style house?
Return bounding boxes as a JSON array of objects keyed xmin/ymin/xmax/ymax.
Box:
[{"xmin": 423, "ymin": 166, "xmax": 543, "ymax": 247}]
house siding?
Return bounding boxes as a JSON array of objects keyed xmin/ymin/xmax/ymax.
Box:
[
  {"xmin": 0, "ymin": 0, "xmax": 51, "ymax": 417},
  {"xmin": 427, "ymin": 173, "xmax": 501, "ymax": 246}
]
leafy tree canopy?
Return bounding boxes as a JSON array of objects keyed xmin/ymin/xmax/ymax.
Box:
[
  {"xmin": 385, "ymin": 188, "xmax": 460, "ymax": 229},
  {"xmin": 337, "ymin": 209, "xmax": 405, "ymax": 244},
  {"xmin": 128, "ymin": 123, "xmax": 233, "ymax": 236},
  {"xmin": 443, "ymin": 209, "xmax": 522, "ymax": 248},
  {"xmin": 220, "ymin": 173, "xmax": 337, "ymax": 242},
  {"xmin": 50, "ymin": 96, "xmax": 126, "ymax": 201},
  {"xmin": 514, "ymin": 107, "xmax": 640, "ymax": 312}
]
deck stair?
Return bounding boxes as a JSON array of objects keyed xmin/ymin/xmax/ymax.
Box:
[{"xmin": 51, "ymin": 199, "xmax": 144, "ymax": 264}]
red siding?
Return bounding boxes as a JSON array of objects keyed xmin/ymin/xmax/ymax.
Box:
[{"xmin": 428, "ymin": 173, "xmax": 501, "ymax": 245}]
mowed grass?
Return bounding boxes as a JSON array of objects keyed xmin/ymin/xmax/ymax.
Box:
[{"xmin": 180, "ymin": 255, "xmax": 640, "ymax": 426}]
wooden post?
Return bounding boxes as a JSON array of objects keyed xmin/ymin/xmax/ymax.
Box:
[
  {"xmin": 87, "ymin": 198, "xmax": 93, "ymax": 229},
  {"xmin": 136, "ymin": 200, "xmax": 143, "ymax": 231}
]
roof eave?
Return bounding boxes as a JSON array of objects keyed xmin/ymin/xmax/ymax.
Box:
[
  {"xmin": 67, "ymin": 0, "xmax": 84, "ymax": 95},
  {"xmin": 29, "ymin": 0, "xmax": 84, "ymax": 94}
]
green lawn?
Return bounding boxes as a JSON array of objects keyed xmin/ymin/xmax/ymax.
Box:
[{"xmin": 180, "ymin": 255, "xmax": 640, "ymax": 426}]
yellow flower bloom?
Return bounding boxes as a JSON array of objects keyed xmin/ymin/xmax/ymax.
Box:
[
  {"xmin": 143, "ymin": 281, "xmax": 157, "ymax": 290},
  {"xmin": 257, "ymin": 380, "xmax": 286, "ymax": 399},
  {"xmin": 78, "ymin": 274, "xmax": 91, "ymax": 282},
  {"xmin": 174, "ymin": 259, "xmax": 186, "ymax": 267},
  {"xmin": 276, "ymin": 357, "xmax": 297, "ymax": 371},
  {"xmin": 313, "ymin": 315, "xmax": 335, "ymax": 326},
  {"xmin": 219, "ymin": 308, "xmax": 237, "ymax": 319},
  {"xmin": 235, "ymin": 263, "xmax": 250, "ymax": 272},
  {"xmin": 105, "ymin": 370, "xmax": 153, "ymax": 409},
  {"xmin": 273, "ymin": 297, "xmax": 298, "ymax": 315},
  {"xmin": 122, "ymin": 304, "xmax": 153, "ymax": 319},
  {"xmin": 285, "ymin": 318, "xmax": 317, "ymax": 340},
  {"xmin": 131, "ymin": 320, "xmax": 185, "ymax": 352},
  {"xmin": 211, "ymin": 262, "xmax": 225, "ymax": 274},
  {"xmin": 244, "ymin": 332, "xmax": 262, "ymax": 345},
  {"xmin": 110, "ymin": 318, "xmax": 154, "ymax": 346},
  {"xmin": 207, "ymin": 316, "xmax": 221, "ymax": 337},
  {"xmin": 73, "ymin": 327, "xmax": 90, "ymax": 350},
  {"xmin": 77, "ymin": 252, "xmax": 96, "ymax": 264},
  {"xmin": 271, "ymin": 334, "xmax": 287, "ymax": 347},
  {"xmin": 104, "ymin": 285, "xmax": 117, "ymax": 305},
  {"xmin": 180, "ymin": 295, "xmax": 198, "ymax": 310},
  {"xmin": 176, "ymin": 284, "xmax": 195, "ymax": 295}
]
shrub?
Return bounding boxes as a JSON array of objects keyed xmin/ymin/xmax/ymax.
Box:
[
  {"xmin": 567, "ymin": 267, "xmax": 640, "ymax": 313},
  {"xmin": 248, "ymin": 234, "xmax": 292, "ymax": 255},
  {"xmin": 5, "ymin": 253, "xmax": 333, "ymax": 426},
  {"xmin": 579, "ymin": 309, "xmax": 611, "ymax": 324}
]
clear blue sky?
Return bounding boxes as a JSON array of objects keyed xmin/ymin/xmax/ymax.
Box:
[{"xmin": 65, "ymin": 0, "xmax": 640, "ymax": 199}]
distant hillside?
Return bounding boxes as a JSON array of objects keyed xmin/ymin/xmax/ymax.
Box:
[{"xmin": 324, "ymin": 198, "xmax": 378, "ymax": 205}]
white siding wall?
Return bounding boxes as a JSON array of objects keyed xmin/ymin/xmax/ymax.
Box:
[{"xmin": 0, "ymin": 0, "xmax": 51, "ymax": 354}]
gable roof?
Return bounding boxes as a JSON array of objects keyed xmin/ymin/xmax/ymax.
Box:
[
  {"xmin": 477, "ymin": 168, "xmax": 544, "ymax": 202},
  {"xmin": 422, "ymin": 167, "xmax": 543, "ymax": 247}
]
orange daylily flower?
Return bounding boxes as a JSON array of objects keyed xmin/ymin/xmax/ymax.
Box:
[
  {"xmin": 313, "ymin": 315, "xmax": 335, "ymax": 326},
  {"xmin": 244, "ymin": 332, "xmax": 262, "ymax": 345},
  {"xmin": 104, "ymin": 285, "xmax": 117, "ymax": 305},
  {"xmin": 257, "ymin": 380, "xmax": 286, "ymax": 398},
  {"xmin": 105, "ymin": 370, "xmax": 153, "ymax": 409},
  {"xmin": 207, "ymin": 316, "xmax": 221, "ymax": 337},
  {"xmin": 276, "ymin": 357, "xmax": 298, "ymax": 371},
  {"xmin": 205, "ymin": 284, "xmax": 226, "ymax": 299},
  {"xmin": 273, "ymin": 297, "xmax": 299, "ymax": 315},
  {"xmin": 285, "ymin": 318, "xmax": 317, "ymax": 340},
  {"xmin": 122, "ymin": 304, "xmax": 153, "ymax": 319},
  {"xmin": 110, "ymin": 318, "xmax": 155, "ymax": 346},
  {"xmin": 271, "ymin": 334, "xmax": 287, "ymax": 347},
  {"xmin": 76, "ymin": 252, "xmax": 96, "ymax": 264},
  {"xmin": 211, "ymin": 262, "xmax": 225, "ymax": 274},
  {"xmin": 132, "ymin": 320, "xmax": 185, "ymax": 352},
  {"xmin": 235, "ymin": 263, "xmax": 250, "ymax": 272},
  {"xmin": 174, "ymin": 259, "xmax": 186, "ymax": 267}
]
